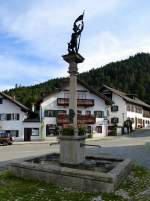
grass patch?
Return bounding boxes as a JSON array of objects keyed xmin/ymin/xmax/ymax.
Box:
[
  {"xmin": 0, "ymin": 171, "xmax": 98, "ymax": 201},
  {"xmin": 0, "ymin": 164, "xmax": 150, "ymax": 201}
]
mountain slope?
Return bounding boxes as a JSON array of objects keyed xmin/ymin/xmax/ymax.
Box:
[{"xmin": 5, "ymin": 52, "xmax": 150, "ymax": 108}]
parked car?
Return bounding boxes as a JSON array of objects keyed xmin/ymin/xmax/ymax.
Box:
[{"xmin": 0, "ymin": 131, "xmax": 13, "ymax": 145}]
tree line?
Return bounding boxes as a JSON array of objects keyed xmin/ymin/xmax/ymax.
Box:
[{"xmin": 4, "ymin": 52, "xmax": 150, "ymax": 109}]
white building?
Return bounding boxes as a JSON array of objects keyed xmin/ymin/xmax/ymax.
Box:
[
  {"xmin": 0, "ymin": 92, "xmax": 40, "ymax": 141},
  {"xmin": 40, "ymin": 79, "xmax": 113, "ymax": 139},
  {"xmin": 100, "ymin": 85, "xmax": 150, "ymax": 131}
]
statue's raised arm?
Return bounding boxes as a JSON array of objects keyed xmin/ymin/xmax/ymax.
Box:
[{"xmin": 68, "ymin": 12, "xmax": 84, "ymax": 54}]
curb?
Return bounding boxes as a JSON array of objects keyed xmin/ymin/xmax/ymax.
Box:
[{"xmin": 13, "ymin": 136, "xmax": 115, "ymax": 145}]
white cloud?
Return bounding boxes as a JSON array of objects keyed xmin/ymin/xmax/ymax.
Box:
[
  {"xmin": 0, "ymin": 0, "xmax": 121, "ymax": 59},
  {"xmin": 79, "ymin": 32, "xmax": 150, "ymax": 72},
  {"xmin": 0, "ymin": 0, "xmax": 150, "ymax": 90}
]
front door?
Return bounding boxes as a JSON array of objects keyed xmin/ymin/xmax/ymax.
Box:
[{"xmin": 24, "ymin": 128, "xmax": 32, "ymax": 141}]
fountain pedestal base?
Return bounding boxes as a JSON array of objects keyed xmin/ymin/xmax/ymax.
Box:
[{"xmin": 59, "ymin": 135, "xmax": 86, "ymax": 165}]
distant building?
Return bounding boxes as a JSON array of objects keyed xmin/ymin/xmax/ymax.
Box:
[
  {"xmin": 40, "ymin": 79, "xmax": 113, "ymax": 139},
  {"xmin": 0, "ymin": 92, "xmax": 40, "ymax": 141},
  {"xmin": 100, "ymin": 85, "xmax": 150, "ymax": 130}
]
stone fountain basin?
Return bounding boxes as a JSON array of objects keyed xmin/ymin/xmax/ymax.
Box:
[{"xmin": 9, "ymin": 153, "xmax": 132, "ymax": 193}]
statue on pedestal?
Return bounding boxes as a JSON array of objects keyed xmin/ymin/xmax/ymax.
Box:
[{"xmin": 68, "ymin": 12, "xmax": 84, "ymax": 54}]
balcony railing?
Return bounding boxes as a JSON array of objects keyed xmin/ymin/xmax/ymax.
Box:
[
  {"xmin": 57, "ymin": 98, "xmax": 94, "ymax": 107},
  {"xmin": 57, "ymin": 114, "xmax": 96, "ymax": 125}
]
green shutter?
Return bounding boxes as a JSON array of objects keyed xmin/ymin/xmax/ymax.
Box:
[{"xmin": 44, "ymin": 110, "xmax": 48, "ymax": 117}]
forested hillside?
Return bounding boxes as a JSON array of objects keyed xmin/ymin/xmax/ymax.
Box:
[{"xmin": 4, "ymin": 53, "xmax": 150, "ymax": 108}]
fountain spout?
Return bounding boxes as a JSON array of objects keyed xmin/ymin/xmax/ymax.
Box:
[
  {"xmin": 49, "ymin": 142, "xmax": 60, "ymax": 146},
  {"xmin": 80, "ymin": 143, "xmax": 101, "ymax": 148}
]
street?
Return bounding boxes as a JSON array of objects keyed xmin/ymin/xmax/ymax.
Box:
[
  {"xmin": 87, "ymin": 129, "xmax": 150, "ymax": 169},
  {"xmin": 0, "ymin": 129, "xmax": 150, "ymax": 171}
]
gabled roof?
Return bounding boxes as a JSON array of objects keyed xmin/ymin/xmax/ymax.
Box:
[
  {"xmin": 0, "ymin": 92, "xmax": 31, "ymax": 112},
  {"xmin": 101, "ymin": 85, "xmax": 150, "ymax": 109},
  {"xmin": 77, "ymin": 79, "xmax": 113, "ymax": 105},
  {"xmin": 42, "ymin": 78, "xmax": 113, "ymax": 105}
]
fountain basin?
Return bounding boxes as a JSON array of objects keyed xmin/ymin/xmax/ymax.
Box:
[{"xmin": 9, "ymin": 153, "xmax": 132, "ymax": 193}]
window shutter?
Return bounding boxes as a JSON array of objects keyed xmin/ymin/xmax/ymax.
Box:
[
  {"xmin": 17, "ymin": 114, "xmax": 20, "ymax": 120},
  {"xmin": 44, "ymin": 110, "xmax": 48, "ymax": 117},
  {"xmin": 7, "ymin": 114, "xmax": 11, "ymax": 120}
]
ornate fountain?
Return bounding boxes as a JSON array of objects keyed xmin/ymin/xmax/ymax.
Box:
[{"xmin": 9, "ymin": 14, "xmax": 132, "ymax": 193}]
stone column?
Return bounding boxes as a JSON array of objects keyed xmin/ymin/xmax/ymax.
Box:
[
  {"xmin": 62, "ymin": 53, "xmax": 84, "ymax": 135},
  {"xmin": 68, "ymin": 60, "xmax": 78, "ymax": 135},
  {"xmin": 60, "ymin": 53, "xmax": 86, "ymax": 165}
]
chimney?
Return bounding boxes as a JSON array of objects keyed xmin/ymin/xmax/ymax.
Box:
[{"xmin": 32, "ymin": 103, "xmax": 35, "ymax": 112}]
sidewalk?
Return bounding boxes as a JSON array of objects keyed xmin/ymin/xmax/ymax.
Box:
[
  {"xmin": 13, "ymin": 137, "xmax": 58, "ymax": 145},
  {"xmin": 13, "ymin": 129, "xmax": 149, "ymax": 145}
]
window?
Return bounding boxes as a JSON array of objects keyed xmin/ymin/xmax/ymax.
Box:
[
  {"xmin": 0, "ymin": 113, "xmax": 19, "ymax": 121},
  {"xmin": 138, "ymin": 119, "xmax": 142, "ymax": 124},
  {"xmin": 87, "ymin": 126, "xmax": 92, "ymax": 133},
  {"xmin": 46, "ymin": 124, "xmax": 57, "ymax": 136},
  {"xmin": 0, "ymin": 98, "xmax": 3, "ymax": 104},
  {"xmin": 96, "ymin": 126, "xmax": 102, "ymax": 133},
  {"xmin": 14, "ymin": 114, "xmax": 20, "ymax": 120},
  {"xmin": 131, "ymin": 105, "xmax": 134, "ymax": 112},
  {"xmin": 143, "ymin": 110, "xmax": 150, "ymax": 118},
  {"xmin": 0, "ymin": 114, "xmax": 6, "ymax": 120},
  {"xmin": 94, "ymin": 111, "xmax": 104, "ymax": 118},
  {"xmin": 135, "ymin": 106, "xmax": 142, "ymax": 114},
  {"xmin": 44, "ymin": 110, "xmax": 55, "ymax": 117},
  {"xmin": 44, "ymin": 110, "xmax": 66, "ymax": 117},
  {"xmin": 64, "ymin": 91, "xmax": 69, "ymax": 99},
  {"xmin": 77, "ymin": 110, "xmax": 82, "ymax": 115},
  {"xmin": 32, "ymin": 128, "xmax": 39, "ymax": 136},
  {"xmin": 6, "ymin": 114, "xmax": 11, "ymax": 120},
  {"xmin": 111, "ymin": 117, "xmax": 119, "ymax": 123},
  {"xmin": 78, "ymin": 91, "xmax": 86, "ymax": 99},
  {"xmin": 111, "ymin": 105, "xmax": 119, "ymax": 112},
  {"xmin": 85, "ymin": 110, "xmax": 91, "ymax": 115},
  {"xmin": 127, "ymin": 104, "xmax": 130, "ymax": 111}
]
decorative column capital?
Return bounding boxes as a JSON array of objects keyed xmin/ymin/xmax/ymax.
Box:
[{"xmin": 62, "ymin": 53, "xmax": 84, "ymax": 64}]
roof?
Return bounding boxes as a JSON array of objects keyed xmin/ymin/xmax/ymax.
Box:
[
  {"xmin": 77, "ymin": 79, "xmax": 113, "ymax": 105},
  {"xmin": 101, "ymin": 85, "xmax": 150, "ymax": 109},
  {"xmin": 42, "ymin": 78, "xmax": 113, "ymax": 105},
  {"xmin": 0, "ymin": 92, "xmax": 31, "ymax": 112}
]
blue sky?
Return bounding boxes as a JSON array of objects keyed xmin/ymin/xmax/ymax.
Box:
[{"xmin": 0, "ymin": 0, "xmax": 150, "ymax": 90}]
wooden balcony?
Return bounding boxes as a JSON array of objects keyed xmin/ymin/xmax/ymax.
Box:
[
  {"xmin": 57, "ymin": 114, "xmax": 96, "ymax": 125},
  {"xmin": 57, "ymin": 98, "xmax": 94, "ymax": 107},
  {"xmin": 77, "ymin": 115, "xmax": 96, "ymax": 124}
]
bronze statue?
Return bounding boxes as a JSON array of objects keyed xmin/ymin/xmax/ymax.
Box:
[{"xmin": 68, "ymin": 12, "xmax": 84, "ymax": 54}]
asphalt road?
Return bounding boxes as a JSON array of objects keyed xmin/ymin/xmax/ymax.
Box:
[
  {"xmin": 0, "ymin": 143, "xmax": 58, "ymax": 171},
  {"xmin": 87, "ymin": 129, "xmax": 150, "ymax": 169},
  {"xmin": 0, "ymin": 129, "xmax": 150, "ymax": 171}
]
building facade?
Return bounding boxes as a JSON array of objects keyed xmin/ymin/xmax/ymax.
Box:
[
  {"xmin": 0, "ymin": 92, "xmax": 40, "ymax": 141},
  {"xmin": 100, "ymin": 85, "xmax": 150, "ymax": 130},
  {"xmin": 40, "ymin": 80, "xmax": 112, "ymax": 139}
]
